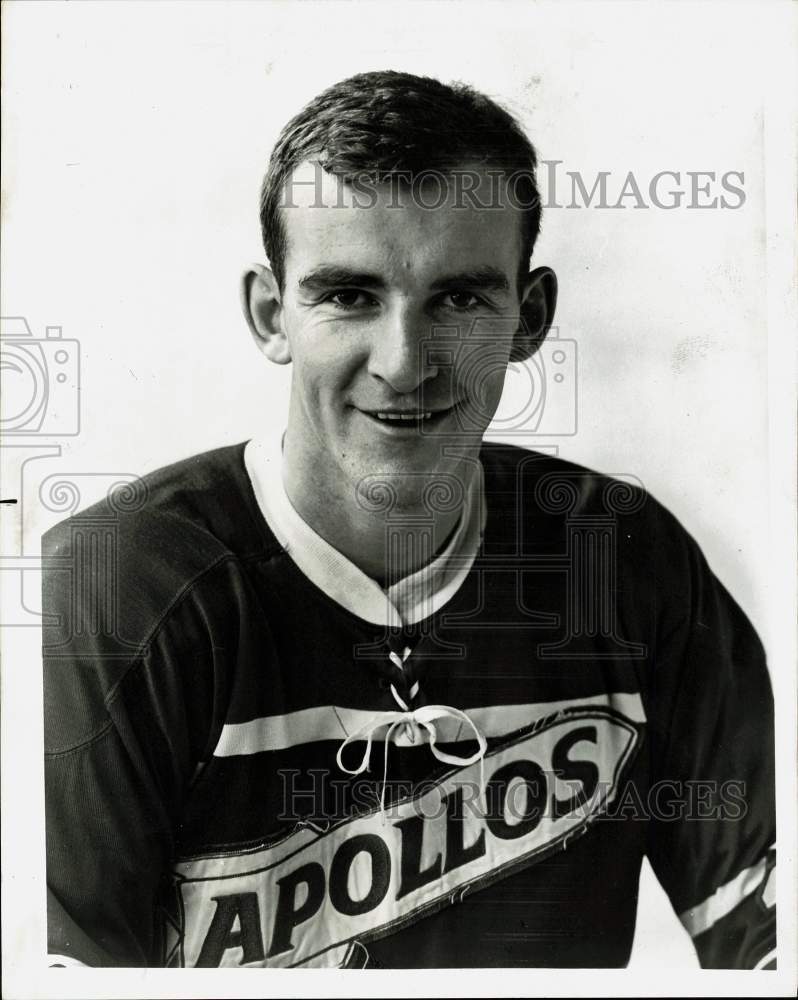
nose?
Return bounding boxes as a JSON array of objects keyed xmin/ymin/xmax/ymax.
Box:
[{"xmin": 366, "ymin": 304, "xmax": 439, "ymax": 395}]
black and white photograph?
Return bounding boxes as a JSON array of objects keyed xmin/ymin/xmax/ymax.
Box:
[{"xmin": 1, "ymin": 1, "xmax": 796, "ymax": 997}]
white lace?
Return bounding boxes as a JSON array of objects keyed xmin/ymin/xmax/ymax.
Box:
[
  {"xmin": 336, "ymin": 703, "xmax": 487, "ymax": 815},
  {"xmin": 387, "ymin": 645, "xmax": 417, "ymax": 720}
]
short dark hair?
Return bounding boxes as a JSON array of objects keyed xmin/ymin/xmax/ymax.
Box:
[{"xmin": 260, "ymin": 70, "xmax": 542, "ymax": 290}]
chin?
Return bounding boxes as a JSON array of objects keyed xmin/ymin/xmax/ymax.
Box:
[{"xmin": 350, "ymin": 451, "xmax": 471, "ymax": 518}]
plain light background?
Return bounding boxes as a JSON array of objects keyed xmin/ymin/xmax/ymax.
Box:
[{"xmin": 2, "ymin": 0, "xmax": 796, "ymax": 994}]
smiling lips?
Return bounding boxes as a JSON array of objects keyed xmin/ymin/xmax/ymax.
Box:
[
  {"xmin": 374, "ymin": 410, "xmax": 433, "ymax": 422},
  {"xmin": 358, "ymin": 404, "xmax": 459, "ymax": 429}
]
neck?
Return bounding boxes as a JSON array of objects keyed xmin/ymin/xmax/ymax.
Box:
[{"xmin": 281, "ymin": 436, "xmax": 469, "ymax": 587}]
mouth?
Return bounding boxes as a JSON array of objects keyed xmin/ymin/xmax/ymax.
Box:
[{"xmin": 356, "ymin": 404, "xmax": 461, "ymax": 432}]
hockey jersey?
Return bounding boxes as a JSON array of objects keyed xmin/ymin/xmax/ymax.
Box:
[{"xmin": 42, "ymin": 441, "xmax": 776, "ymax": 969}]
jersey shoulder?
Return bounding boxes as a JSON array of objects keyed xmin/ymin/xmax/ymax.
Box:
[
  {"xmin": 478, "ymin": 441, "xmax": 696, "ymax": 571},
  {"xmin": 480, "ymin": 441, "xmax": 650, "ymax": 516},
  {"xmin": 41, "ymin": 443, "xmax": 281, "ymax": 665},
  {"xmin": 42, "ymin": 441, "xmax": 278, "ymax": 575}
]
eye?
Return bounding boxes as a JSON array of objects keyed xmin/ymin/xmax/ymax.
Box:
[
  {"xmin": 442, "ymin": 291, "xmax": 482, "ymax": 311},
  {"xmin": 325, "ymin": 290, "xmax": 377, "ymax": 310}
]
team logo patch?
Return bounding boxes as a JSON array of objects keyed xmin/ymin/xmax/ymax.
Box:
[{"xmin": 167, "ymin": 705, "xmax": 641, "ymax": 967}]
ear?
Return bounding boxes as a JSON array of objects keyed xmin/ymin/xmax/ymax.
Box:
[
  {"xmin": 511, "ymin": 266, "xmax": 558, "ymax": 362},
  {"xmin": 240, "ymin": 264, "xmax": 291, "ymax": 364}
]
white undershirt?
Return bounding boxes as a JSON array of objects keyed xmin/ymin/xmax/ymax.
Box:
[{"xmin": 243, "ymin": 432, "xmax": 486, "ymax": 627}]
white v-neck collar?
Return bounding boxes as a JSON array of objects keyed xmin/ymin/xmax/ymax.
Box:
[{"xmin": 243, "ymin": 433, "xmax": 486, "ymax": 627}]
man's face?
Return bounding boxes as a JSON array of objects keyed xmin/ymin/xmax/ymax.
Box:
[{"xmin": 275, "ymin": 162, "xmax": 530, "ymax": 509}]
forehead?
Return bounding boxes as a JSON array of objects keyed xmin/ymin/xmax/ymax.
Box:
[{"xmin": 279, "ymin": 160, "xmax": 525, "ymax": 286}]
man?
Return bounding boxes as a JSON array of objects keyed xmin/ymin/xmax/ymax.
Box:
[{"xmin": 43, "ymin": 70, "xmax": 776, "ymax": 969}]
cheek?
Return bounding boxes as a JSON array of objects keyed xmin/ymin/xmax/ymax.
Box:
[
  {"xmin": 290, "ymin": 346, "xmax": 361, "ymax": 410},
  {"xmin": 285, "ymin": 318, "xmax": 362, "ymax": 397},
  {"xmin": 453, "ymin": 342, "xmax": 513, "ymax": 412}
]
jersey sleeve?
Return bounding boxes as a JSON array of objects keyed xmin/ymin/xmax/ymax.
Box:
[
  {"xmin": 42, "ymin": 511, "xmax": 227, "ymax": 966},
  {"xmin": 645, "ymin": 523, "xmax": 776, "ymax": 969}
]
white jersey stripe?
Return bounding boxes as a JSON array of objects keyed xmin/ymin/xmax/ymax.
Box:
[
  {"xmin": 761, "ymin": 863, "xmax": 776, "ymax": 908},
  {"xmin": 213, "ymin": 691, "xmax": 646, "ymax": 757},
  {"xmin": 48, "ymin": 954, "xmax": 89, "ymax": 967},
  {"xmin": 753, "ymin": 947, "xmax": 777, "ymax": 970},
  {"xmin": 679, "ymin": 852, "xmax": 773, "ymax": 938}
]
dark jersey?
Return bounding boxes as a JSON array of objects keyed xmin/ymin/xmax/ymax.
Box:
[{"xmin": 42, "ymin": 442, "xmax": 776, "ymax": 969}]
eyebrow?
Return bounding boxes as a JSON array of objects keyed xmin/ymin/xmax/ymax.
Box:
[
  {"xmin": 297, "ymin": 264, "xmax": 510, "ymax": 294},
  {"xmin": 430, "ymin": 267, "xmax": 510, "ymax": 292},
  {"xmin": 298, "ymin": 267, "xmax": 386, "ymax": 291}
]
